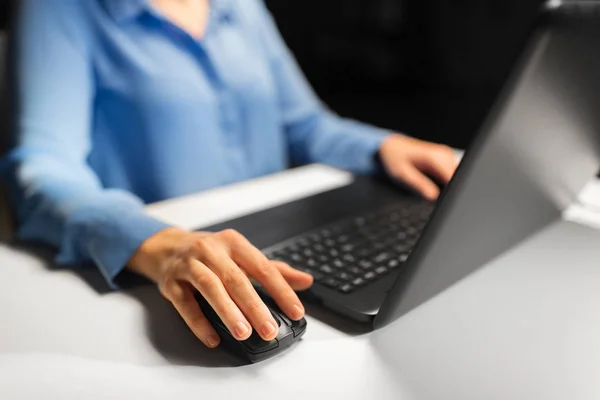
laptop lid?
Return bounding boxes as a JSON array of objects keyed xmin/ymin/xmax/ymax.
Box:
[{"xmin": 375, "ymin": 3, "xmax": 600, "ymax": 328}]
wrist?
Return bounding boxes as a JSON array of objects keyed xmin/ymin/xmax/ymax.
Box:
[
  {"xmin": 376, "ymin": 134, "xmax": 402, "ymax": 169},
  {"xmin": 127, "ymin": 226, "xmax": 183, "ymax": 283}
]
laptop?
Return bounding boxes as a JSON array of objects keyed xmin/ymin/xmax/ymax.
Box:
[{"xmin": 200, "ymin": 3, "xmax": 600, "ymax": 329}]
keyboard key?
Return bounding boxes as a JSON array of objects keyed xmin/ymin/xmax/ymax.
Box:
[
  {"xmin": 335, "ymin": 272, "xmax": 354, "ymax": 281},
  {"xmin": 303, "ymin": 249, "xmax": 314, "ymax": 257},
  {"xmin": 320, "ymin": 229, "xmax": 332, "ymax": 237},
  {"xmin": 342, "ymin": 254, "xmax": 356, "ymax": 263},
  {"xmin": 394, "ymin": 244, "xmax": 410, "ymax": 253},
  {"xmin": 297, "ymin": 238, "xmax": 310, "ymax": 247},
  {"xmin": 399, "ymin": 253, "xmax": 409, "ymax": 262},
  {"xmin": 388, "ymin": 259, "xmax": 400, "ymax": 269},
  {"xmin": 359, "ymin": 260, "xmax": 374, "ymax": 270},
  {"xmin": 314, "ymin": 244, "xmax": 326, "ymax": 253},
  {"xmin": 364, "ymin": 271, "xmax": 377, "ymax": 281},
  {"xmin": 374, "ymin": 252, "xmax": 390, "ymax": 263},
  {"xmin": 307, "ymin": 258, "xmax": 318, "ymax": 268},
  {"xmin": 320, "ymin": 265, "xmax": 334, "ymax": 274},
  {"xmin": 287, "ymin": 244, "xmax": 300, "ymax": 252},
  {"xmin": 290, "ymin": 253, "xmax": 302, "ymax": 262},
  {"xmin": 310, "ymin": 271, "xmax": 325, "ymax": 281},
  {"xmin": 338, "ymin": 284, "xmax": 355, "ymax": 294},
  {"xmin": 322, "ymin": 277, "xmax": 341, "ymax": 289},
  {"xmin": 318, "ymin": 254, "xmax": 329, "ymax": 263},
  {"xmin": 349, "ymin": 266, "xmax": 362, "ymax": 275},
  {"xmin": 375, "ymin": 266, "xmax": 389, "ymax": 275},
  {"xmin": 332, "ymin": 259, "xmax": 344, "ymax": 268},
  {"xmin": 299, "ymin": 269, "xmax": 324, "ymax": 281},
  {"xmin": 341, "ymin": 244, "xmax": 354, "ymax": 252},
  {"xmin": 329, "ymin": 249, "xmax": 340, "ymax": 257},
  {"xmin": 352, "ymin": 277, "xmax": 366, "ymax": 287},
  {"xmin": 337, "ymin": 235, "xmax": 349, "ymax": 243},
  {"xmin": 324, "ymin": 239, "xmax": 336, "ymax": 247}
]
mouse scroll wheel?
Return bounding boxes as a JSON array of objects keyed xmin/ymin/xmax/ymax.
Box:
[{"xmin": 270, "ymin": 310, "xmax": 281, "ymax": 327}]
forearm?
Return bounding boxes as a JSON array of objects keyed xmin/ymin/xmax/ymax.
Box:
[{"xmin": 287, "ymin": 111, "xmax": 391, "ymax": 173}]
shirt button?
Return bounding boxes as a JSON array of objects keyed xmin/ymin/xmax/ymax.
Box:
[{"xmin": 219, "ymin": 95, "xmax": 238, "ymax": 131}]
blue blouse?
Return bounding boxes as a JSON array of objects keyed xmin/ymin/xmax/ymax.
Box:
[{"xmin": 5, "ymin": 0, "xmax": 390, "ymax": 286}]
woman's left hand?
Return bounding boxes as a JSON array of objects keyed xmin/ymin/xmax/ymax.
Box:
[{"xmin": 378, "ymin": 134, "xmax": 460, "ymax": 200}]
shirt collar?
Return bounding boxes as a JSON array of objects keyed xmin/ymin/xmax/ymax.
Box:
[{"xmin": 102, "ymin": 0, "xmax": 236, "ymax": 25}]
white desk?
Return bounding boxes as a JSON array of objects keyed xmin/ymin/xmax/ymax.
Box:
[{"xmin": 2, "ymin": 165, "xmax": 600, "ymax": 399}]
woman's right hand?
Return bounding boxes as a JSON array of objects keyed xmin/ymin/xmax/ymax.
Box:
[{"xmin": 127, "ymin": 227, "xmax": 314, "ymax": 348}]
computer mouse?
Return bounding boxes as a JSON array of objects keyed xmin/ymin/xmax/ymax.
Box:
[{"xmin": 194, "ymin": 291, "xmax": 307, "ymax": 363}]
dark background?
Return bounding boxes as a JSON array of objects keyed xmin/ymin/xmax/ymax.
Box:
[
  {"xmin": 265, "ymin": 0, "xmax": 544, "ymax": 149},
  {"xmin": 0, "ymin": 0, "xmax": 8, "ymax": 31}
]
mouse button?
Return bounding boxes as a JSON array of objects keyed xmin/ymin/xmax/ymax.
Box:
[
  {"xmin": 241, "ymin": 330, "xmax": 279, "ymax": 354},
  {"xmin": 270, "ymin": 307, "xmax": 292, "ymax": 327},
  {"xmin": 269, "ymin": 310, "xmax": 281, "ymax": 327},
  {"xmin": 274, "ymin": 321, "xmax": 293, "ymax": 341},
  {"xmin": 291, "ymin": 317, "xmax": 307, "ymax": 338}
]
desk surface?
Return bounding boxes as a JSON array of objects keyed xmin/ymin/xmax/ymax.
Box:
[{"xmin": 2, "ymin": 165, "xmax": 600, "ymax": 400}]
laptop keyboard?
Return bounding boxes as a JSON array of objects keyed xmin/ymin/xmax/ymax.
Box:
[{"xmin": 263, "ymin": 200, "xmax": 435, "ymax": 294}]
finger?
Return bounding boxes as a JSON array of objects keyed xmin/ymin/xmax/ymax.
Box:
[
  {"xmin": 163, "ymin": 281, "xmax": 221, "ymax": 348},
  {"xmin": 195, "ymin": 233, "xmax": 279, "ymax": 341},
  {"xmin": 394, "ymin": 163, "xmax": 441, "ymax": 200},
  {"xmin": 416, "ymin": 149, "xmax": 459, "ymax": 184},
  {"xmin": 272, "ymin": 261, "xmax": 314, "ymax": 291},
  {"xmin": 226, "ymin": 232, "xmax": 306, "ymax": 322},
  {"xmin": 186, "ymin": 258, "xmax": 254, "ymax": 341}
]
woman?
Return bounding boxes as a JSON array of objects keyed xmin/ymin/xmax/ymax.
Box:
[{"xmin": 6, "ymin": 0, "xmax": 458, "ymax": 348}]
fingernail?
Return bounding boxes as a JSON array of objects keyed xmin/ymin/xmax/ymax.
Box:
[
  {"xmin": 293, "ymin": 304, "xmax": 305, "ymax": 320},
  {"xmin": 206, "ymin": 335, "xmax": 220, "ymax": 348},
  {"xmin": 234, "ymin": 321, "xmax": 250, "ymax": 338},
  {"xmin": 261, "ymin": 321, "xmax": 277, "ymax": 338}
]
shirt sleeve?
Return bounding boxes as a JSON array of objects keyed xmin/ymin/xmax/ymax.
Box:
[
  {"xmin": 252, "ymin": 0, "xmax": 391, "ymax": 174},
  {"xmin": 5, "ymin": 0, "xmax": 170, "ymax": 288}
]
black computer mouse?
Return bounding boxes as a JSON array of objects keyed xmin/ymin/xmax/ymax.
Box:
[{"xmin": 194, "ymin": 291, "xmax": 307, "ymax": 363}]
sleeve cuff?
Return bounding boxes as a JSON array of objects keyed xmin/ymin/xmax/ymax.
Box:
[
  {"xmin": 86, "ymin": 213, "xmax": 169, "ymax": 290},
  {"xmin": 55, "ymin": 190, "xmax": 171, "ymax": 289},
  {"xmin": 335, "ymin": 119, "xmax": 390, "ymax": 174}
]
